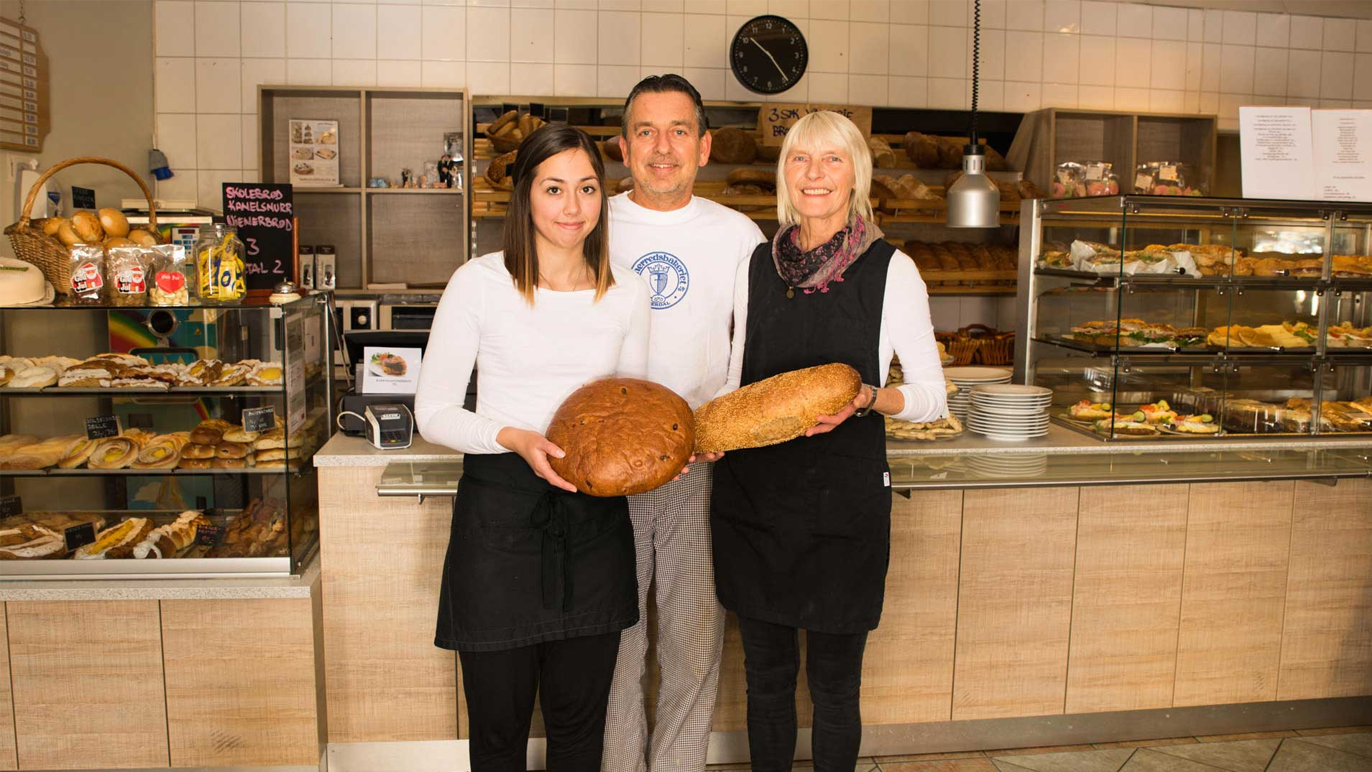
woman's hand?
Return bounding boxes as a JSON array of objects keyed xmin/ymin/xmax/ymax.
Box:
[
  {"xmin": 497, "ymin": 427, "xmax": 578, "ymax": 492},
  {"xmin": 694, "ymin": 451, "xmax": 726, "ymax": 462},
  {"xmin": 805, "ymin": 399, "xmax": 859, "ymax": 437}
]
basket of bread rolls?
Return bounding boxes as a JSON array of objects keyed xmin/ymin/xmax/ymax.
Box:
[
  {"xmin": 486, "ymin": 110, "xmax": 549, "ymax": 154},
  {"xmin": 4, "ymin": 157, "xmax": 163, "ymax": 296}
]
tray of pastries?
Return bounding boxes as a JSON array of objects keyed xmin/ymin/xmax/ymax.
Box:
[{"xmin": 0, "ymin": 353, "xmax": 283, "ymax": 391}]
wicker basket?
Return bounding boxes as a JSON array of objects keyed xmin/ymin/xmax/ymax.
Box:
[{"xmin": 4, "ymin": 157, "xmax": 161, "ymax": 296}]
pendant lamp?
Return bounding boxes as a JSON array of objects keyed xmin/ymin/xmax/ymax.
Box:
[{"xmin": 946, "ymin": 0, "xmax": 1001, "ymax": 228}]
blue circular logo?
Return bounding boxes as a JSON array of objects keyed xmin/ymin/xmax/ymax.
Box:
[{"xmin": 632, "ymin": 252, "xmax": 689, "ymax": 309}]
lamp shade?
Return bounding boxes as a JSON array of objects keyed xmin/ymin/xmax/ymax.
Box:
[{"xmin": 945, "ymin": 146, "xmax": 1000, "ymax": 229}]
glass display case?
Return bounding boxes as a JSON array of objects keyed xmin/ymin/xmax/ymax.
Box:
[
  {"xmin": 0, "ymin": 294, "xmax": 331, "ymax": 577},
  {"xmin": 1016, "ymin": 195, "xmax": 1372, "ymax": 440}
]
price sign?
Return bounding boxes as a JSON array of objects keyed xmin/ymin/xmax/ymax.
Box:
[
  {"xmin": 222, "ymin": 182, "xmax": 296, "ymax": 294},
  {"xmin": 0, "ymin": 17, "xmax": 49, "ymax": 152},
  {"xmin": 195, "ymin": 523, "xmax": 224, "ymax": 547},
  {"xmin": 242, "ymin": 405, "xmax": 277, "ymax": 433},
  {"xmin": 0, "ymin": 494, "xmax": 21, "ymax": 518},
  {"xmin": 758, "ymin": 103, "xmax": 872, "ymax": 147},
  {"xmin": 85, "ymin": 414, "xmax": 121, "ymax": 440},
  {"xmin": 64, "ymin": 522, "xmax": 97, "ymax": 553},
  {"xmin": 72, "ymin": 186, "xmax": 95, "ymax": 209}
]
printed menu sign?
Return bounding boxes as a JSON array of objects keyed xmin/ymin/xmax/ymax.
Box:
[
  {"xmin": 0, "ymin": 16, "xmax": 49, "ymax": 152},
  {"xmin": 1313, "ymin": 110, "xmax": 1372, "ymax": 202},
  {"xmin": 1240, "ymin": 106, "xmax": 1372, "ymax": 202},
  {"xmin": 759, "ymin": 103, "xmax": 872, "ymax": 146},
  {"xmin": 222, "ymin": 182, "xmax": 295, "ymax": 292},
  {"xmin": 289, "ymin": 119, "xmax": 341, "ymax": 187}
]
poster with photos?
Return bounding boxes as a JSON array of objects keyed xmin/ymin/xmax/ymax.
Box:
[{"xmin": 289, "ymin": 119, "xmax": 340, "ymax": 187}]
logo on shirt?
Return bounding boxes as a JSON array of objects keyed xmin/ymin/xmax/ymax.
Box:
[{"xmin": 631, "ymin": 252, "xmax": 690, "ymax": 309}]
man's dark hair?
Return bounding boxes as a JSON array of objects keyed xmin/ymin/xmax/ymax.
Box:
[{"xmin": 622, "ymin": 74, "xmax": 708, "ymax": 138}]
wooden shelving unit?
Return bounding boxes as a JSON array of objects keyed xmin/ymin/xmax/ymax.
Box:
[{"xmin": 258, "ymin": 86, "xmax": 471, "ymax": 291}]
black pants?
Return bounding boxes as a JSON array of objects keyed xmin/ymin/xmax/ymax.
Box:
[
  {"xmin": 458, "ymin": 631, "xmax": 622, "ymax": 772},
  {"xmin": 737, "ymin": 615, "xmax": 869, "ymax": 772}
]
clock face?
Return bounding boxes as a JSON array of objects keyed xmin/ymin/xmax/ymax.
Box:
[{"xmin": 730, "ymin": 15, "xmax": 807, "ymax": 95}]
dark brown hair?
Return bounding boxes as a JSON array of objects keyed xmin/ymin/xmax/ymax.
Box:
[
  {"xmin": 622, "ymin": 74, "xmax": 708, "ymax": 137},
  {"xmin": 502, "ymin": 124, "xmax": 614, "ymax": 305}
]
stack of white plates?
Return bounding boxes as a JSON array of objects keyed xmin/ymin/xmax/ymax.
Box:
[
  {"xmin": 967, "ymin": 453, "xmax": 1050, "ymax": 478},
  {"xmin": 967, "ymin": 384, "xmax": 1054, "ymax": 441},
  {"xmin": 943, "ymin": 366, "xmax": 1013, "ymax": 421}
]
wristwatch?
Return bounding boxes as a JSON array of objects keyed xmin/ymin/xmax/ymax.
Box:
[{"xmin": 854, "ymin": 384, "xmax": 879, "ymax": 418}]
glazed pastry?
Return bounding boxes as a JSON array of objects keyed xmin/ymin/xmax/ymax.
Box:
[
  {"xmin": 212, "ymin": 457, "xmax": 249, "ymax": 469},
  {"xmin": 181, "ymin": 443, "xmax": 216, "ymax": 459},
  {"xmin": 111, "ymin": 377, "xmax": 169, "ymax": 390},
  {"xmin": 131, "ymin": 511, "xmax": 204, "ymax": 559},
  {"xmin": 87, "ymin": 437, "xmax": 139, "ymax": 469},
  {"xmin": 215, "ymin": 442, "xmax": 250, "ymax": 459},
  {"xmin": 1, "ymin": 435, "xmax": 86, "ymax": 470},
  {"xmin": 247, "ymin": 361, "xmax": 284, "ymax": 385},
  {"xmin": 188, "ymin": 426, "xmax": 224, "ymax": 445},
  {"xmin": 57, "ymin": 366, "xmax": 114, "ymax": 388},
  {"xmin": 0, "ymin": 524, "xmax": 65, "ymax": 560},
  {"xmin": 0, "ymin": 365, "xmax": 13, "ymax": 386},
  {"xmin": 221, "ymin": 427, "xmax": 260, "ymax": 443},
  {"xmin": 73, "ymin": 517, "xmax": 153, "ymax": 559},
  {"xmin": 58, "ymin": 437, "xmax": 98, "ymax": 469},
  {"xmin": 178, "ymin": 456, "xmax": 212, "ymax": 469},
  {"xmin": 211, "ymin": 363, "xmax": 250, "ymax": 387},
  {"xmin": 11, "ymin": 366, "xmax": 58, "ymax": 388}
]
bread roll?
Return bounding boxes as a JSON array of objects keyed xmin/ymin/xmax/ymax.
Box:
[
  {"xmin": 868, "ymin": 136, "xmax": 897, "ymax": 167},
  {"xmin": 98, "ymin": 208, "xmax": 130, "ymax": 238},
  {"xmin": 602, "ymin": 138, "xmax": 624, "ymax": 163},
  {"xmin": 710, "ymin": 128, "xmax": 758, "ymax": 165},
  {"xmin": 545, "ymin": 378, "xmax": 695, "ymax": 497},
  {"xmin": 71, "ymin": 210, "xmax": 104, "ymax": 243},
  {"xmin": 693, "ymin": 363, "xmax": 861, "ymax": 453},
  {"xmin": 903, "ymin": 131, "xmax": 941, "ymax": 167}
]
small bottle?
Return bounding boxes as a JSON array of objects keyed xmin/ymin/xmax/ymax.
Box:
[{"xmin": 194, "ymin": 223, "xmax": 246, "ymax": 305}]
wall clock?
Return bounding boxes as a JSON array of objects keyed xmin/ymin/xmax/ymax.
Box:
[{"xmin": 729, "ymin": 15, "xmax": 807, "ymax": 95}]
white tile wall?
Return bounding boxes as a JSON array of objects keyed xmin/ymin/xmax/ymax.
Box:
[{"xmin": 154, "ymin": 0, "xmax": 1372, "ymax": 203}]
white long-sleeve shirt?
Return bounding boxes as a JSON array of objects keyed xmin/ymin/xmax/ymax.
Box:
[
  {"xmin": 722, "ymin": 249, "xmax": 948, "ymax": 423},
  {"xmin": 414, "ymin": 253, "xmax": 651, "ymax": 455},
  {"xmin": 608, "ymin": 193, "xmax": 765, "ymax": 408}
]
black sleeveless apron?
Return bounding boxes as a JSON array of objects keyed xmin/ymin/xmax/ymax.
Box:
[
  {"xmin": 435, "ymin": 452, "xmax": 639, "ymax": 652},
  {"xmin": 711, "ymin": 239, "xmax": 895, "ymax": 635}
]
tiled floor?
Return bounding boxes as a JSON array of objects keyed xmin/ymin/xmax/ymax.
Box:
[{"xmin": 707, "ymin": 726, "xmax": 1372, "ymax": 772}]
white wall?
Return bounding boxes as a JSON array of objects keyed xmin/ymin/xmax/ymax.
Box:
[{"xmin": 152, "ymin": 0, "xmax": 1372, "ymax": 208}]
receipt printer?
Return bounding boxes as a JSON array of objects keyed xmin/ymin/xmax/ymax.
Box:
[{"xmin": 338, "ymin": 403, "xmax": 414, "ymax": 450}]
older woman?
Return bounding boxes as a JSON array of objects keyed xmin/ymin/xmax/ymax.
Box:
[{"xmin": 711, "ymin": 111, "xmax": 947, "ymax": 772}]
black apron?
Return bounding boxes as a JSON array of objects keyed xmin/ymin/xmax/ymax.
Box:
[
  {"xmin": 711, "ymin": 239, "xmax": 895, "ymax": 635},
  {"xmin": 435, "ymin": 452, "xmax": 639, "ymax": 652}
]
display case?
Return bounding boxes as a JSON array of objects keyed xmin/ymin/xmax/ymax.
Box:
[
  {"xmin": 0, "ymin": 294, "xmax": 331, "ymax": 577},
  {"xmin": 1016, "ymin": 195, "xmax": 1372, "ymax": 440}
]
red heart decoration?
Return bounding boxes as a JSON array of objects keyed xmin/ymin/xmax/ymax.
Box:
[{"xmin": 156, "ymin": 271, "xmax": 186, "ymax": 293}]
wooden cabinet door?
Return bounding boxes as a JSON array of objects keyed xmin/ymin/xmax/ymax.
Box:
[
  {"xmin": 8, "ymin": 601, "xmax": 169, "ymax": 769},
  {"xmin": 320, "ymin": 466, "xmax": 459, "ymax": 742},
  {"xmin": 0, "ymin": 605, "xmax": 15, "ymax": 771},
  {"xmin": 1174, "ymin": 481, "xmax": 1293, "ymax": 707},
  {"xmin": 863, "ymin": 490, "xmax": 962, "ymax": 724},
  {"xmin": 1067, "ymin": 484, "xmax": 1188, "ymax": 713},
  {"xmin": 954, "ymin": 487, "xmax": 1078, "ymax": 720},
  {"xmin": 161, "ymin": 598, "xmax": 320, "ymax": 766},
  {"xmin": 1279, "ymin": 479, "xmax": 1372, "ymax": 699}
]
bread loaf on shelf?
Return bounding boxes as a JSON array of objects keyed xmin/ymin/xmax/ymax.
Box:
[{"xmin": 693, "ymin": 363, "xmax": 861, "ymax": 453}]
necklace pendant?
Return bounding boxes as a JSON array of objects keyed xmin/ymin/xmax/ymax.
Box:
[{"xmin": 786, "ymin": 286, "xmax": 795, "ymax": 299}]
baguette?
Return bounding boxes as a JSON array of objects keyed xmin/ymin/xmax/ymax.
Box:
[{"xmin": 693, "ymin": 363, "xmax": 862, "ymax": 453}]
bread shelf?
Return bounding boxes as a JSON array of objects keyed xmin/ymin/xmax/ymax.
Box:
[
  {"xmin": 0, "ymin": 386, "xmax": 286, "ymax": 396},
  {"xmin": 0, "ymin": 465, "xmax": 310, "ymax": 477}
]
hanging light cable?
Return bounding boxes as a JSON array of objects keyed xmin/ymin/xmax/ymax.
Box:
[{"xmin": 946, "ymin": 0, "xmax": 1001, "ymax": 228}]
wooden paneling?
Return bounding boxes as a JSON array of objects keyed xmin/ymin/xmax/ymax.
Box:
[
  {"xmin": 0, "ymin": 605, "xmax": 15, "ymax": 771},
  {"xmin": 7, "ymin": 601, "xmax": 169, "ymax": 769},
  {"xmin": 1174, "ymin": 482, "xmax": 1294, "ymax": 707},
  {"xmin": 954, "ymin": 487, "xmax": 1078, "ymax": 721},
  {"xmin": 162, "ymin": 598, "xmax": 320, "ymax": 766},
  {"xmin": 1278, "ymin": 479, "xmax": 1372, "ymax": 700},
  {"xmin": 863, "ymin": 490, "xmax": 962, "ymax": 724},
  {"xmin": 1067, "ymin": 485, "xmax": 1188, "ymax": 714},
  {"xmin": 320, "ymin": 466, "xmax": 459, "ymax": 742}
]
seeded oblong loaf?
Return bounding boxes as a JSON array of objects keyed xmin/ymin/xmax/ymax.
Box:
[
  {"xmin": 545, "ymin": 378, "xmax": 695, "ymax": 498},
  {"xmin": 693, "ymin": 363, "xmax": 862, "ymax": 453}
]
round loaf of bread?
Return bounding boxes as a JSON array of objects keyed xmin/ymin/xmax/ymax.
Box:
[
  {"xmin": 693, "ymin": 363, "xmax": 862, "ymax": 453},
  {"xmin": 710, "ymin": 128, "xmax": 758, "ymax": 165},
  {"xmin": 545, "ymin": 378, "xmax": 694, "ymax": 497}
]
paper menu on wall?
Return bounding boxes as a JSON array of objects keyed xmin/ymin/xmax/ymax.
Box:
[
  {"xmin": 288, "ymin": 119, "xmax": 341, "ymax": 187},
  {"xmin": 1241, "ymin": 106, "xmax": 1372, "ymax": 202}
]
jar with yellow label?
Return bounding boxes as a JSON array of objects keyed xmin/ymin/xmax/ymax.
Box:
[{"xmin": 194, "ymin": 223, "xmax": 246, "ymax": 305}]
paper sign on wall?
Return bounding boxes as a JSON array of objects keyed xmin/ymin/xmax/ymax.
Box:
[{"xmin": 1241, "ymin": 106, "xmax": 1372, "ymax": 202}]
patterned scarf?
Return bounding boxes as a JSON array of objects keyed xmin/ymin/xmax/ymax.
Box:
[{"xmin": 772, "ymin": 214, "xmax": 884, "ymax": 295}]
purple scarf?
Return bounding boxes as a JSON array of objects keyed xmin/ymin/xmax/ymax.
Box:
[{"xmin": 772, "ymin": 214, "xmax": 883, "ymax": 295}]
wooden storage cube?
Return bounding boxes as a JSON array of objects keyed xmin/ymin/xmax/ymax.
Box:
[
  {"xmin": 1135, "ymin": 115, "xmax": 1217, "ymax": 195},
  {"xmin": 296, "ymin": 191, "xmax": 363, "ymax": 289},
  {"xmin": 368, "ymin": 193, "xmax": 466, "ymax": 287},
  {"xmin": 367, "ymin": 93, "xmax": 466, "ymax": 187},
  {"xmin": 1053, "ymin": 112, "xmax": 1135, "ymax": 176},
  {"xmin": 260, "ymin": 88, "xmax": 364, "ymax": 188}
]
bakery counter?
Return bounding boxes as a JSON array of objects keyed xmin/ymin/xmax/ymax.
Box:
[{"xmin": 316, "ymin": 433, "xmax": 1372, "ymax": 772}]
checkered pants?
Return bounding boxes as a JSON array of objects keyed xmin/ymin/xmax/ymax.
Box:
[{"xmin": 602, "ymin": 461, "xmax": 724, "ymax": 772}]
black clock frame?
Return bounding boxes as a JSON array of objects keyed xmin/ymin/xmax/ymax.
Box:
[{"xmin": 729, "ymin": 15, "xmax": 808, "ymax": 96}]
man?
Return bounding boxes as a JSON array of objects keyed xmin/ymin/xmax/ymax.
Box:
[{"xmin": 603, "ymin": 75, "xmax": 765, "ymax": 772}]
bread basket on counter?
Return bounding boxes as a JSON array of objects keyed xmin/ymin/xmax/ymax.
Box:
[
  {"xmin": 937, "ymin": 324, "xmax": 1015, "ymax": 367},
  {"xmin": 4, "ymin": 157, "xmax": 162, "ymax": 296}
]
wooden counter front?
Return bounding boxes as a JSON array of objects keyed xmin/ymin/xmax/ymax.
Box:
[{"xmin": 318, "ymin": 467, "xmax": 1372, "ymax": 748}]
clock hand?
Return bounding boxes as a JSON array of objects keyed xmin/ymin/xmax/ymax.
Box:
[{"xmin": 746, "ymin": 36, "xmax": 790, "ymax": 83}]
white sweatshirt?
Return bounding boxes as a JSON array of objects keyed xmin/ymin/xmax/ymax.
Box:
[
  {"xmin": 414, "ymin": 253, "xmax": 651, "ymax": 455},
  {"xmin": 608, "ymin": 193, "xmax": 766, "ymax": 408},
  {"xmin": 723, "ymin": 249, "xmax": 949, "ymax": 423}
]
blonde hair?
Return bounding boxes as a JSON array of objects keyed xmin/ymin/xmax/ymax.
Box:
[{"xmin": 775, "ymin": 111, "xmax": 874, "ymax": 227}]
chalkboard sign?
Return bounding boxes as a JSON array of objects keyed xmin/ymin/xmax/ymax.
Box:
[
  {"xmin": 0, "ymin": 494, "xmax": 21, "ymax": 518},
  {"xmin": 64, "ymin": 522, "xmax": 96, "ymax": 552},
  {"xmin": 72, "ymin": 186, "xmax": 95, "ymax": 209},
  {"xmin": 85, "ymin": 414, "xmax": 121, "ymax": 440},
  {"xmin": 241, "ymin": 405, "xmax": 277, "ymax": 433},
  {"xmin": 195, "ymin": 523, "xmax": 224, "ymax": 547},
  {"xmin": 222, "ymin": 182, "xmax": 296, "ymax": 293}
]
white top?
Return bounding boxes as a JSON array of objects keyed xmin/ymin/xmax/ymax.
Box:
[
  {"xmin": 414, "ymin": 253, "xmax": 651, "ymax": 455},
  {"xmin": 608, "ymin": 192, "xmax": 766, "ymax": 408},
  {"xmin": 723, "ymin": 249, "xmax": 949, "ymax": 423}
]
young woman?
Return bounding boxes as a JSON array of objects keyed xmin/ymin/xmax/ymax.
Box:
[
  {"xmin": 711, "ymin": 111, "xmax": 947, "ymax": 772},
  {"xmin": 414, "ymin": 124, "xmax": 651, "ymax": 772}
]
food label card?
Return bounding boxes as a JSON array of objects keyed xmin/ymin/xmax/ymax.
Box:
[
  {"xmin": 361, "ymin": 346, "xmax": 423, "ymax": 394},
  {"xmin": 289, "ymin": 119, "xmax": 341, "ymax": 187}
]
